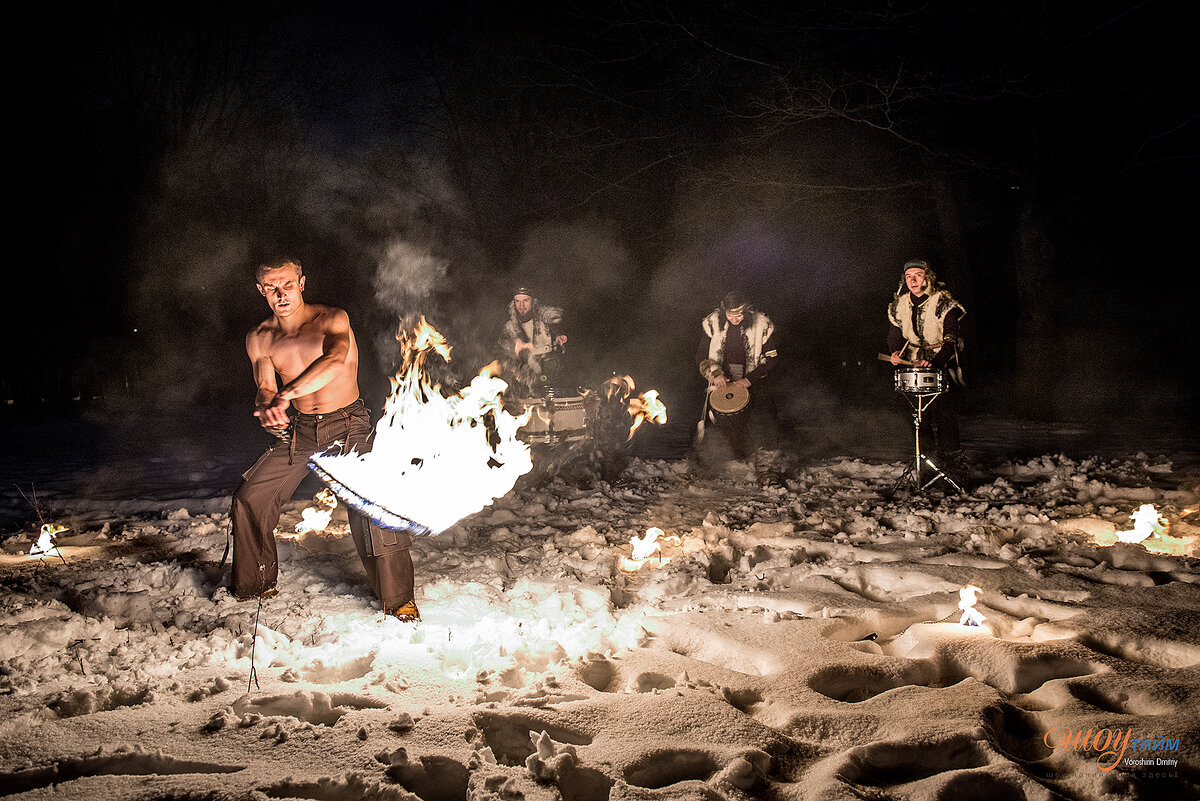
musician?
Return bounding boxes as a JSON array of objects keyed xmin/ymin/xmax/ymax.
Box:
[
  {"xmin": 500, "ymin": 286, "xmax": 567, "ymax": 392},
  {"xmin": 691, "ymin": 291, "xmax": 784, "ymax": 486},
  {"xmin": 887, "ymin": 259, "xmax": 966, "ymax": 453}
]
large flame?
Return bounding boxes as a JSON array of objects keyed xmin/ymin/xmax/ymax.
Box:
[
  {"xmin": 958, "ymin": 585, "xmax": 986, "ymax": 627},
  {"xmin": 310, "ymin": 318, "xmax": 531, "ymax": 534},
  {"xmin": 30, "ymin": 523, "xmax": 67, "ymax": 557}
]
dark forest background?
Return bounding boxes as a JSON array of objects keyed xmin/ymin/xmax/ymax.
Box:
[{"xmin": 9, "ymin": 1, "xmax": 1198, "ymax": 440}]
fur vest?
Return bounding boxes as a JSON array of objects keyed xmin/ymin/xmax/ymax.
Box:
[
  {"xmin": 502, "ymin": 301, "xmax": 562, "ymax": 357},
  {"xmin": 887, "ymin": 289, "xmax": 965, "ymax": 381},
  {"xmin": 702, "ymin": 309, "xmax": 774, "ymax": 375}
]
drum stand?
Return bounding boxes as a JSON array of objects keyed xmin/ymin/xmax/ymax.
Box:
[{"xmin": 890, "ymin": 391, "xmax": 963, "ymax": 496}]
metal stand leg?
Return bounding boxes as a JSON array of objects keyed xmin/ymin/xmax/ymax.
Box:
[{"xmin": 889, "ymin": 391, "xmax": 963, "ymax": 497}]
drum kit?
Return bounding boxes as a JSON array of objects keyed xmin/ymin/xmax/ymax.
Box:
[{"xmin": 889, "ymin": 364, "xmax": 963, "ymax": 496}]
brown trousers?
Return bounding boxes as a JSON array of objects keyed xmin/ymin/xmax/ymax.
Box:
[{"xmin": 230, "ymin": 399, "xmax": 414, "ymax": 610}]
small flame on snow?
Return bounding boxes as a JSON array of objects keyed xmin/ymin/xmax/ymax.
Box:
[
  {"xmin": 30, "ymin": 523, "xmax": 67, "ymax": 557},
  {"xmin": 631, "ymin": 527, "xmax": 665, "ymax": 560},
  {"xmin": 311, "ymin": 318, "xmax": 531, "ymax": 534},
  {"xmin": 620, "ymin": 527, "xmax": 682, "ymax": 571},
  {"xmin": 1115, "ymin": 504, "xmax": 1166, "ymax": 544},
  {"xmin": 958, "ymin": 585, "xmax": 986, "ymax": 627},
  {"xmin": 294, "ymin": 489, "xmax": 338, "ymax": 535}
]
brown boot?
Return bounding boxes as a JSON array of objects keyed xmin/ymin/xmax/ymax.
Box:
[
  {"xmin": 390, "ymin": 601, "xmax": 421, "ymax": 622},
  {"xmin": 233, "ymin": 586, "xmax": 278, "ymax": 602}
]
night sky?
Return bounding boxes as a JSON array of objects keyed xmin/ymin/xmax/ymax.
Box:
[{"xmin": 10, "ymin": 1, "xmax": 1198, "ymax": 434}]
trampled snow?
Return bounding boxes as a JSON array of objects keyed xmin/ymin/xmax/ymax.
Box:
[{"xmin": 2, "ymin": 425, "xmax": 1199, "ymax": 800}]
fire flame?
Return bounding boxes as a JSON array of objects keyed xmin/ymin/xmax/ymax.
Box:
[
  {"xmin": 628, "ymin": 390, "xmax": 667, "ymax": 439},
  {"xmin": 958, "ymin": 585, "xmax": 986, "ymax": 627},
  {"xmin": 30, "ymin": 523, "xmax": 67, "ymax": 557},
  {"xmin": 1115, "ymin": 504, "xmax": 1166, "ymax": 544},
  {"xmin": 604, "ymin": 375, "xmax": 667, "ymax": 440},
  {"xmin": 631, "ymin": 527, "xmax": 666, "ymax": 560},
  {"xmin": 620, "ymin": 527, "xmax": 682, "ymax": 571},
  {"xmin": 310, "ymin": 318, "xmax": 532, "ymax": 534},
  {"xmin": 294, "ymin": 489, "xmax": 338, "ymax": 535}
]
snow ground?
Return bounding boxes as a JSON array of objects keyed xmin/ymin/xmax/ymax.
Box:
[{"xmin": 2, "ymin": 412, "xmax": 1199, "ymax": 800}]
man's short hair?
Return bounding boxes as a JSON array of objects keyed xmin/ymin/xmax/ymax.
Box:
[{"xmin": 256, "ymin": 259, "xmax": 304, "ymax": 283}]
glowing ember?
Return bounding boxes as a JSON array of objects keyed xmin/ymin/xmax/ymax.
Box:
[
  {"xmin": 29, "ymin": 523, "xmax": 67, "ymax": 557},
  {"xmin": 1115, "ymin": 504, "xmax": 1166, "ymax": 544},
  {"xmin": 310, "ymin": 318, "xmax": 532, "ymax": 534},
  {"xmin": 294, "ymin": 489, "xmax": 338, "ymax": 535},
  {"xmin": 958, "ymin": 585, "xmax": 986, "ymax": 627}
]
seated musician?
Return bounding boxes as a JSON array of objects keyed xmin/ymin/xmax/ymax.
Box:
[
  {"xmin": 887, "ymin": 259, "xmax": 966, "ymax": 456},
  {"xmin": 690, "ymin": 291, "xmax": 784, "ymax": 487},
  {"xmin": 500, "ymin": 285, "xmax": 568, "ymax": 394}
]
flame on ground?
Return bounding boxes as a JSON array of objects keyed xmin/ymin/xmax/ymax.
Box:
[
  {"xmin": 958, "ymin": 585, "xmax": 986, "ymax": 627},
  {"xmin": 631, "ymin": 527, "xmax": 665, "ymax": 560},
  {"xmin": 311, "ymin": 318, "xmax": 531, "ymax": 534},
  {"xmin": 293, "ymin": 489, "xmax": 338, "ymax": 536},
  {"xmin": 1115, "ymin": 504, "xmax": 1166, "ymax": 544},
  {"xmin": 1100, "ymin": 503, "xmax": 1195, "ymax": 556},
  {"xmin": 620, "ymin": 527, "xmax": 682, "ymax": 571},
  {"xmin": 30, "ymin": 523, "xmax": 67, "ymax": 557}
]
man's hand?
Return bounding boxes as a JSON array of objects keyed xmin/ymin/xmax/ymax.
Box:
[
  {"xmin": 254, "ymin": 393, "xmax": 291, "ymax": 429},
  {"xmin": 712, "ymin": 375, "xmax": 728, "ymax": 387},
  {"xmin": 915, "ymin": 359, "xmax": 931, "ymax": 367},
  {"xmin": 889, "ymin": 351, "xmax": 903, "ymax": 366},
  {"xmin": 733, "ymin": 378, "xmax": 751, "ymax": 389},
  {"xmin": 555, "ymin": 334, "xmax": 567, "ymax": 346}
]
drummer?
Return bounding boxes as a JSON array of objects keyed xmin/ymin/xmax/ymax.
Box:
[
  {"xmin": 691, "ymin": 291, "xmax": 784, "ymax": 487},
  {"xmin": 887, "ymin": 259, "xmax": 966, "ymax": 454},
  {"xmin": 500, "ymin": 285, "xmax": 568, "ymax": 393}
]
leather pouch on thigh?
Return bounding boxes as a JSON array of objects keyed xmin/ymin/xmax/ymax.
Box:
[{"xmin": 368, "ymin": 521, "xmax": 413, "ymax": 556}]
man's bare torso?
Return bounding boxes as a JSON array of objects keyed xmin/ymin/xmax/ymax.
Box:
[{"xmin": 250, "ymin": 304, "xmax": 360, "ymax": 414}]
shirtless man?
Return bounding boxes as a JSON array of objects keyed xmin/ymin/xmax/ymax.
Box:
[{"xmin": 230, "ymin": 259, "xmax": 418, "ymax": 621}]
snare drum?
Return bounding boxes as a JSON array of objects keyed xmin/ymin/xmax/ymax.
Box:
[
  {"xmin": 517, "ymin": 394, "xmax": 589, "ymax": 444},
  {"xmin": 894, "ymin": 368, "xmax": 943, "ymax": 394}
]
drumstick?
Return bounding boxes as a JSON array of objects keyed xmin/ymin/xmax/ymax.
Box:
[{"xmin": 877, "ymin": 352, "xmax": 915, "ymax": 367}]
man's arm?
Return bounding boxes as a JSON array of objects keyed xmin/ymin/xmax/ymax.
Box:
[
  {"xmin": 276, "ymin": 309, "xmax": 353, "ymax": 402},
  {"xmin": 247, "ymin": 329, "xmax": 287, "ymax": 428}
]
